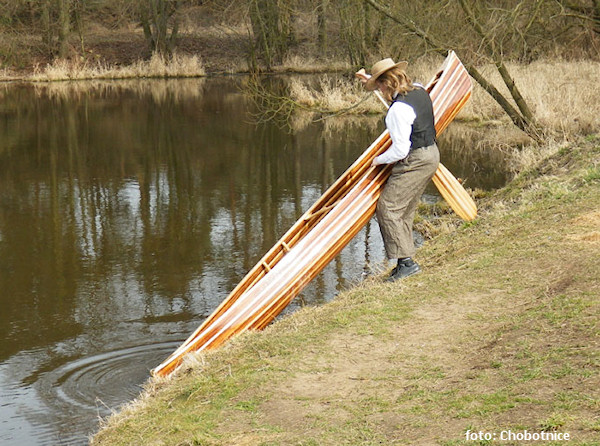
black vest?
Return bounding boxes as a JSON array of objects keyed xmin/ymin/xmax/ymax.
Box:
[{"xmin": 390, "ymin": 87, "xmax": 436, "ymax": 149}]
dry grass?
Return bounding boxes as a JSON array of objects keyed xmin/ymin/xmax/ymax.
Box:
[
  {"xmin": 279, "ymin": 54, "xmax": 351, "ymax": 74},
  {"xmin": 289, "ymin": 75, "xmax": 381, "ymax": 114},
  {"xmin": 507, "ymin": 137, "xmax": 568, "ymax": 175},
  {"xmin": 518, "ymin": 59, "xmax": 600, "ymax": 134},
  {"xmin": 461, "ymin": 59, "xmax": 600, "ymax": 136},
  {"xmin": 286, "ymin": 55, "xmax": 447, "ymax": 116},
  {"xmin": 288, "ymin": 58, "xmax": 600, "ymax": 140},
  {"xmin": 29, "ymin": 52, "xmax": 205, "ymax": 82}
]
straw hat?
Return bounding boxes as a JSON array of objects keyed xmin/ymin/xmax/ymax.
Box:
[{"xmin": 364, "ymin": 58, "xmax": 408, "ymax": 91}]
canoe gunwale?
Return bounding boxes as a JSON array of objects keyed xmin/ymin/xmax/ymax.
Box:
[{"xmin": 152, "ymin": 51, "xmax": 475, "ymax": 377}]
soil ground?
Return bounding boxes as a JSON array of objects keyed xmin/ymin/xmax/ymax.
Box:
[{"xmin": 1, "ymin": 22, "xmax": 298, "ymax": 78}]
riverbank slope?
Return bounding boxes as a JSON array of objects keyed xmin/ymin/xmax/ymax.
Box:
[{"xmin": 91, "ymin": 135, "xmax": 599, "ymax": 445}]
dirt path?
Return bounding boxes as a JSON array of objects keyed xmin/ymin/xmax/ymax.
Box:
[
  {"xmin": 230, "ymin": 194, "xmax": 600, "ymax": 444},
  {"xmin": 254, "ymin": 287, "xmax": 511, "ymax": 443}
]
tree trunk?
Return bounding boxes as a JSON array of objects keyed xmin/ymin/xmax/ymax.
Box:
[
  {"xmin": 596, "ymin": 0, "xmax": 600, "ymax": 31},
  {"xmin": 317, "ymin": 0, "xmax": 329, "ymax": 52},
  {"xmin": 457, "ymin": 0, "xmax": 538, "ymax": 129},
  {"xmin": 41, "ymin": 0, "xmax": 52, "ymax": 53},
  {"xmin": 139, "ymin": 0, "xmax": 179, "ymax": 57},
  {"xmin": 57, "ymin": 0, "xmax": 71, "ymax": 58},
  {"xmin": 249, "ymin": 0, "xmax": 273, "ymax": 69},
  {"xmin": 339, "ymin": 1, "xmax": 375, "ymax": 67},
  {"xmin": 73, "ymin": 0, "xmax": 85, "ymax": 54},
  {"xmin": 249, "ymin": 0, "xmax": 291, "ymax": 70}
]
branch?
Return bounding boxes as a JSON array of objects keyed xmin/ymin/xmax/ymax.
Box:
[
  {"xmin": 361, "ymin": 0, "xmax": 541, "ymax": 140},
  {"xmin": 554, "ymin": 0, "xmax": 600, "ymax": 33},
  {"xmin": 361, "ymin": 0, "xmax": 448, "ymax": 55},
  {"xmin": 457, "ymin": 0, "xmax": 538, "ymax": 131}
]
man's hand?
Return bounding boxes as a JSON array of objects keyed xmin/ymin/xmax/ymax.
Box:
[{"xmin": 355, "ymin": 68, "xmax": 370, "ymax": 85}]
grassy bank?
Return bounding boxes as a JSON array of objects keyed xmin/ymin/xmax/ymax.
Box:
[
  {"xmin": 91, "ymin": 135, "xmax": 600, "ymax": 445},
  {"xmin": 27, "ymin": 52, "xmax": 206, "ymax": 82}
]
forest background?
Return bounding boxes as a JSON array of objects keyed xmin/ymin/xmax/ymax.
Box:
[
  {"xmin": 1, "ymin": 1, "xmax": 599, "ymax": 140},
  {"xmin": 1, "ymin": 0, "xmax": 598, "ymax": 74}
]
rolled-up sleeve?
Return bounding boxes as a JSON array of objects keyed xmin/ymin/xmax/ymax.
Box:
[{"xmin": 373, "ymin": 102, "xmax": 416, "ymax": 165}]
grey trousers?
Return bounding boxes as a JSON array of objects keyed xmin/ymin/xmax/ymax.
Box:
[{"xmin": 376, "ymin": 144, "xmax": 440, "ymax": 259}]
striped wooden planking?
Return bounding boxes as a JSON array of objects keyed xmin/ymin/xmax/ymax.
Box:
[{"xmin": 152, "ymin": 51, "xmax": 474, "ymax": 377}]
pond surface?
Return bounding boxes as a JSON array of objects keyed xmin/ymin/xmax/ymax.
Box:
[{"xmin": 0, "ymin": 77, "xmax": 510, "ymax": 445}]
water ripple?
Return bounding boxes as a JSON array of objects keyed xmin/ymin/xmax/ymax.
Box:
[
  {"xmin": 1, "ymin": 341, "xmax": 181, "ymax": 446},
  {"xmin": 40, "ymin": 341, "xmax": 180, "ymax": 411}
]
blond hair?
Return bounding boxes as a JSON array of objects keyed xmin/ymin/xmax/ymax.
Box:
[{"xmin": 377, "ymin": 67, "xmax": 414, "ymax": 102}]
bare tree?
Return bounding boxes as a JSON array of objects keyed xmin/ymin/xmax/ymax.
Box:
[
  {"xmin": 248, "ymin": 0, "xmax": 294, "ymax": 70},
  {"xmin": 317, "ymin": 0, "xmax": 329, "ymax": 52},
  {"xmin": 457, "ymin": 0, "xmax": 537, "ymax": 128},
  {"xmin": 57, "ymin": 0, "xmax": 71, "ymax": 57},
  {"xmin": 555, "ymin": 0, "xmax": 600, "ymax": 34},
  {"xmin": 339, "ymin": 0, "xmax": 385, "ymax": 67},
  {"xmin": 35, "ymin": 0, "xmax": 74, "ymax": 57},
  {"xmin": 361, "ymin": 0, "xmax": 543, "ymax": 140},
  {"xmin": 40, "ymin": 0, "xmax": 53, "ymax": 52},
  {"xmin": 139, "ymin": 0, "xmax": 181, "ymax": 56}
]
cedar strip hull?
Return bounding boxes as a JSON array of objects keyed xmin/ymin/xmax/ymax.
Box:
[{"xmin": 153, "ymin": 51, "xmax": 473, "ymax": 377}]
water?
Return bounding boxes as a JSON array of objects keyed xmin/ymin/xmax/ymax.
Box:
[{"xmin": 0, "ymin": 77, "xmax": 510, "ymax": 445}]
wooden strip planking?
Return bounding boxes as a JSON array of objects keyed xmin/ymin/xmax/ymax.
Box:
[{"xmin": 152, "ymin": 52, "xmax": 474, "ymax": 377}]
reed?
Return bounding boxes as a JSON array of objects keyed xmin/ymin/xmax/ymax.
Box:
[
  {"xmin": 461, "ymin": 59, "xmax": 600, "ymax": 136},
  {"xmin": 289, "ymin": 58, "xmax": 600, "ymax": 138},
  {"xmin": 289, "ymin": 76, "xmax": 382, "ymax": 114},
  {"xmin": 29, "ymin": 52, "xmax": 205, "ymax": 82}
]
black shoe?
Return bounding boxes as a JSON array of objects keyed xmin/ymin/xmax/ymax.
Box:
[{"xmin": 386, "ymin": 259, "xmax": 421, "ymax": 282}]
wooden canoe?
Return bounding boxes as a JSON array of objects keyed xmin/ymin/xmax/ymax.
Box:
[{"xmin": 152, "ymin": 51, "xmax": 473, "ymax": 377}]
